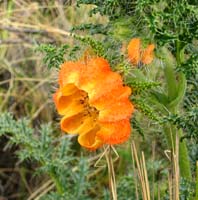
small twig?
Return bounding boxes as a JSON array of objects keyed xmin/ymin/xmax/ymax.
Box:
[
  {"xmin": 152, "ymin": 141, "xmax": 156, "ymax": 200},
  {"xmin": 167, "ymin": 133, "xmax": 180, "ymax": 200},
  {"xmin": 174, "ymin": 134, "xmax": 180, "ymax": 200},
  {"xmin": 0, "ymin": 20, "xmax": 73, "ymax": 38},
  {"xmin": 27, "ymin": 180, "xmax": 54, "ymax": 200},
  {"xmin": 10, "ymin": 77, "xmax": 51, "ymax": 110},
  {"xmin": 168, "ymin": 171, "xmax": 173, "ymax": 200},
  {"xmin": 34, "ymin": 184, "xmax": 55, "ymax": 200},
  {"xmin": 131, "ymin": 141, "xmax": 147, "ymax": 200},
  {"xmin": 158, "ymin": 186, "xmax": 161, "ymax": 200},
  {"xmin": 0, "ymin": 25, "xmax": 46, "ymax": 34},
  {"xmin": 131, "ymin": 141, "xmax": 151, "ymax": 200},
  {"xmin": 30, "ymin": 99, "xmax": 51, "ymax": 120},
  {"xmin": 0, "ymin": 38, "xmax": 25, "ymax": 44},
  {"xmin": 142, "ymin": 152, "xmax": 151, "ymax": 200},
  {"xmin": 104, "ymin": 145, "xmax": 117, "ymax": 200},
  {"xmin": 131, "ymin": 144, "xmax": 139, "ymax": 200},
  {"xmin": 196, "ymin": 161, "xmax": 198, "ymax": 200},
  {"xmin": 94, "ymin": 146, "xmax": 109, "ymax": 168}
]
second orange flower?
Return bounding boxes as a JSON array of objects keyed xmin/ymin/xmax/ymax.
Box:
[{"xmin": 128, "ymin": 38, "xmax": 155, "ymax": 66}]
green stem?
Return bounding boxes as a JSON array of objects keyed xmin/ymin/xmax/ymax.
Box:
[
  {"xmin": 41, "ymin": 159, "xmax": 64, "ymax": 194},
  {"xmin": 163, "ymin": 57, "xmax": 177, "ymax": 102},
  {"xmin": 176, "ymin": 40, "xmax": 181, "ymax": 64},
  {"xmin": 50, "ymin": 171, "xmax": 64, "ymax": 194}
]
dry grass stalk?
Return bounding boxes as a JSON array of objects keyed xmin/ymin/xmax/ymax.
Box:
[
  {"xmin": 173, "ymin": 134, "xmax": 180, "ymax": 200},
  {"xmin": 27, "ymin": 180, "xmax": 54, "ymax": 200},
  {"xmin": 168, "ymin": 172, "xmax": 173, "ymax": 200},
  {"xmin": 34, "ymin": 184, "xmax": 55, "ymax": 200},
  {"xmin": 131, "ymin": 144, "xmax": 140, "ymax": 200},
  {"xmin": 142, "ymin": 152, "xmax": 151, "ymax": 200},
  {"xmin": 157, "ymin": 185, "xmax": 160, "ymax": 200},
  {"xmin": 196, "ymin": 161, "xmax": 198, "ymax": 200},
  {"xmin": 131, "ymin": 141, "xmax": 151, "ymax": 200},
  {"xmin": 167, "ymin": 133, "xmax": 180, "ymax": 200},
  {"xmin": 104, "ymin": 145, "xmax": 118, "ymax": 200},
  {"xmin": 151, "ymin": 141, "xmax": 156, "ymax": 200}
]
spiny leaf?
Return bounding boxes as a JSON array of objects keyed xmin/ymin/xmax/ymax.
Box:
[
  {"xmin": 132, "ymin": 98, "xmax": 160, "ymax": 121},
  {"xmin": 37, "ymin": 44, "xmax": 69, "ymax": 69},
  {"xmin": 74, "ymin": 35, "xmax": 105, "ymax": 57},
  {"xmin": 127, "ymin": 80, "xmax": 160, "ymax": 94}
]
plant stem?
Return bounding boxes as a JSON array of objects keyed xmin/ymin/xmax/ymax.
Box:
[
  {"xmin": 163, "ymin": 57, "xmax": 177, "ymax": 102},
  {"xmin": 50, "ymin": 171, "xmax": 64, "ymax": 194}
]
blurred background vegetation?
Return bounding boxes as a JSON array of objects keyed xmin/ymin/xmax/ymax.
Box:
[{"xmin": 0, "ymin": 0, "xmax": 197, "ymax": 199}]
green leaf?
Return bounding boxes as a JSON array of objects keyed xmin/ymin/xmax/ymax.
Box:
[
  {"xmin": 150, "ymin": 90, "xmax": 169, "ymax": 105},
  {"xmin": 167, "ymin": 73, "xmax": 186, "ymax": 109},
  {"xmin": 37, "ymin": 44, "xmax": 69, "ymax": 69}
]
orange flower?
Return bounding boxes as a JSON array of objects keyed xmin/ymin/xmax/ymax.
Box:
[
  {"xmin": 127, "ymin": 38, "xmax": 155, "ymax": 66},
  {"xmin": 53, "ymin": 57, "xmax": 134, "ymax": 150}
]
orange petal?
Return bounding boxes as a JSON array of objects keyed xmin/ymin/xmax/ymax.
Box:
[
  {"xmin": 86, "ymin": 57, "xmax": 111, "ymax": 72},
  {"xmin": 61, "ymin": 112, "xmax": 97, "ymax": 134},
  {"xmin": 59, "ymin": 61, "xmax": 85, "ymax": 87},
  {"xmin": 97, "ymin": 119, "xmax": 131, "ymax": 144},
  {"xmin": 98, "ymin": 99, "xmax": 134, "ymax": 122},
  {"xmin": 79, "ymin": 57, "xmax": 111, "ymax": 87},
  {"xmin": 141, "ymin": 44, "xmax": 155, "ymax": 64},
  {"xmin": 53, "ymin": 84, "xmax": 78, "ymax": 111},
  {"xmin": 82, "ymin": 72, "xmax": 123, "ymax": 102},
  {"xmin": 53, "ymin": 86, "xmax": 87, "ymax": 116},
  {"xmin": 78, "ymin": 126, "xmax": 103, "ymax": 150},
  {"xmin": 61, "ymin": 113, "xmax": 84, "ymax": 134},
  {"xmin": 78, "ymin": 58, "xmax": 116, "ymax": 95},
  {"xmin": 90, "ymin": 86, "xmax": 132, "ymax": 111},
  {"xmin": 127, "ymin": 38, "xmax": 141, "ymax": 65},
  {"xmin": 60, "ymin": 83, "xmax": 79, "ymax": 96}
]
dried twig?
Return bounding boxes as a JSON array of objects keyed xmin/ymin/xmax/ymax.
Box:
[
  {"xmin": 104, "ymin": 145, "xmax": 118, "ymax": 200},
  {"xmin": 131, "ymin": 141, "xmax": 151, "ymax": 200},
  {"xmin": 27, "ymin": 180, "xmax": 54, "ymax": 200}
]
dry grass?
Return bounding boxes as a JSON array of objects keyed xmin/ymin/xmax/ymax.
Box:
[
  {"xmin": 131, "ymin": 141, "xmax": 151, "ymax": 200},
  {"xmin": 0, "ymin": 0, "xmax": 106, "ymax": 121},
  {"xmin": 131, "ymin": 135, "xmax": 181, "ymax": 200},
  {"xmin": 104, "ymin": 146, "xmax": 118, "ymax": 200},
  {"xmin": 0, "ymin": 1, "xmax": 106, "ymax": 198}
]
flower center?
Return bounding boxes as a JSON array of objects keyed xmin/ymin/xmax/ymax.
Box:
[{"xmin": 78, "ymin": 90, "xmax": 99, "ymax": 122}]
